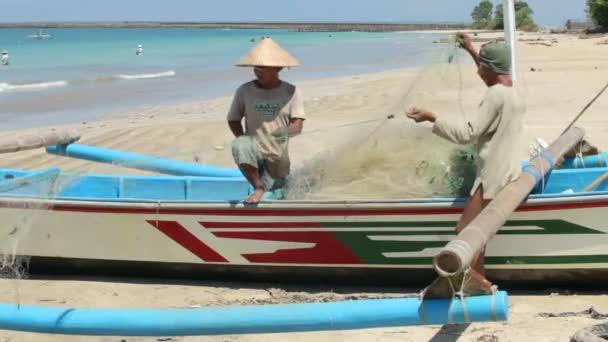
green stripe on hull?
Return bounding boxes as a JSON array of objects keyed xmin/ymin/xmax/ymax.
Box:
[
  {"xmin": 502, "ymin": 220, "xmax": 603, "ymax": 235},
  {"xmin": 332, "ymin": 220, "xmax": 606, "ymax": 265},
  {"xmin": 331, "ymin": 233, "xmax": 608, "ymax": 266},
  {"xmin": 486, "ymin": 255, "xmax": 608, "ymax": 265},
  {"xmin": 335, "ymin": 232, "xmax": 445, "ymax": 264},
  {"xmin": 323, "ymin": 220, "xmax": 604, "ymax": 235}
]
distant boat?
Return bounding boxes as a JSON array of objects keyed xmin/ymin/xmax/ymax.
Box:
[{"xmin": 27, "ymin": 30, "xmax": 52, "ymax": 40}]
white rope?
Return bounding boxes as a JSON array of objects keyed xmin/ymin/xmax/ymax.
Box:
[
  {"xmin": 540, "ymin": 154, "xmax": 546, "ymax": 194},
  {"xmin": 418, "ymin": 290, "xmax": 428, "ymax": 325},
  {"xmin": 456, "ymin": 269, "xmax": 472, "ymax": 323},
  {"xmin": 446, "ymin": 270, "xmax": 472, "ymax": 324},
  {"xmin": 490, "ymin": 285, "xmax": 499, "ymax": 321},
  {"xmin": 446, "ymin": 275, "xmax": 457, "ymax": 324}
]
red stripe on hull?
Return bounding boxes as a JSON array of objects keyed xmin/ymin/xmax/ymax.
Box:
[
  {"xmin": 146, "ymin": 220, "xmax": 227, "ymax": 263},
  {"xmin": 0, "ymin": 200, "xmax": 607, "ymax": 216},
  {"xmin": 200, "ymin": 222, "xmax": 322, "ymax": 229},
  {"xmin": 213, "ymin": 231, "xmax": 362, "ymax": 264}
]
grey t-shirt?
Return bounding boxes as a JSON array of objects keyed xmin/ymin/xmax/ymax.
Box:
[{"xmin": 227, "ymin": 80, "xmax": 306, "ymax": 177}]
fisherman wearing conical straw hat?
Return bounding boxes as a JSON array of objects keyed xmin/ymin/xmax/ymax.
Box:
[
  {"xmin": 406, "ymin": 33, "xmax": 526, "ymax": 287},
  {"xmin": 227, "ymin": 37, "xmax": 306, "ymax": 204}
]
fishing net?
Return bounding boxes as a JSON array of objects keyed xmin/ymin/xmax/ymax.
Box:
[
  {"xmin": 283, "ymin": 36, "xmax": 483, "ymax": 200},
  {"xmin": 0, "ymin": 145, "xmax": 87, "ymax": 304},
  {"xmin": 134, "ymin": 34, "xmax": 527, "ymax": 201},
  {"xmin": 284, "ymin": 125, "xmax": 478, "ymax": 200}
]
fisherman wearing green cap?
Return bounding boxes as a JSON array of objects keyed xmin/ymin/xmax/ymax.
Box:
[{"xmin": 406, "ymin": 33, "xmax": 526, "ymax": 285}]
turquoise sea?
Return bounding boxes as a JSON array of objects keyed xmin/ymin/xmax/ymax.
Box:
[{"xmin": 0, "ymin": 28, "xmax": 444, "ymax": 130}]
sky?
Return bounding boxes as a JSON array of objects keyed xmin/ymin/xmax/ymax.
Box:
[{"xmin": 0, "ymin": 0, "xmax": 587, "ymax": 27}]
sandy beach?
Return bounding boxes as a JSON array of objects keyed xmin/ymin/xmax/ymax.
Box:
[{"xmin": 1, "ymin": 31, "xmax": 608, "ymax": 341}]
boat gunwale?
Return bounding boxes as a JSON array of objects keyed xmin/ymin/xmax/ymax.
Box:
[{"xmin": 0, "ymin": 191, "xmax": 608, "ymax": 211}]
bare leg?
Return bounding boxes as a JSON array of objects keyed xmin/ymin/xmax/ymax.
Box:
[
  {"xmin": 456, "ymin": 186, "xmax": 492, "ymax": 284},
  {"xmin": 239, "ymin": 164, "xmax": 265, "ymax": 204}
]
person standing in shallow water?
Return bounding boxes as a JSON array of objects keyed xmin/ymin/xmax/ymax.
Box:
[
  {"xmin": 406, "ymin": 33, "xmax": 526, "ymax": 286},
  {"xmin": 227, "ymin": 37, "xmax": 306, "ymax": 204},
  {"xmin": 1, "ymin": 50, "xmax": 9, "ymax": 66}
]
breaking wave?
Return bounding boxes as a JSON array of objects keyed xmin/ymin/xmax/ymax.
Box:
[
  {"xmin": 0, "ymin": 80, "xmax": 68, "ymax": 92},
  {"xmin": 0, "ymin": 70, "xmax": 176, "ymax": 93},
  {"xmin": 116, "ymin": 70, "xmax": 176, "ymax": 80}
]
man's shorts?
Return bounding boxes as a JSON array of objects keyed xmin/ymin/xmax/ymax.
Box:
[{"xmin": 232, "ymin": 135, "xmax": 286, "ymax": 191}]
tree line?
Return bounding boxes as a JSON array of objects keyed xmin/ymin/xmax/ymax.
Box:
[
  {"xmin": 588, "ymin": 0, "xmax": 608, "ymax": 29},
  {"xmin": 470, "ymin": 0, "xmax": 537, "ymax": 31},
  {"xmin": 470, "ymin": 0, "xmax": 608, "ymax": 31}
]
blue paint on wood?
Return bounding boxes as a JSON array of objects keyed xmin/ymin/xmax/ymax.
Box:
[{"xmin": 0, "ymin": 292, "xmax": 508, "ymax": 336}]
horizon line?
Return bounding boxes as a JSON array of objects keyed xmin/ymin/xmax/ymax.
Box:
[{"xmin": 0, "ymin": 20, "xmax": 472, "ymax": 25}]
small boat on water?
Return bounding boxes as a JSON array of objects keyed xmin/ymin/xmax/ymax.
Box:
[
  {"xmin": 27, "ymin": 30, "xmax": 52, "ymax": 40},
  {"xmin": 0, "ymin": 132, "xmax": 607, "ymax": 286}
]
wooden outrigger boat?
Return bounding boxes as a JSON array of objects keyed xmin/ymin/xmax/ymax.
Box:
[
  {"xmin": 1, "ymin": 3, "xmax": 607, "ymax": 286},
  {"xmin": 1, "ymin": 137, "xmax": 607, "ymax": 286}
]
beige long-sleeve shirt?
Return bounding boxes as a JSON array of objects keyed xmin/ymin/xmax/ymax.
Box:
[{"xmin": 432, "ymin": 84, "xmax": 526, "ymax": 199}]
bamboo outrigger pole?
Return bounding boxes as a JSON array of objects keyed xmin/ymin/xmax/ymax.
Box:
[
  {"xmin": 433, "ymin": 127, "xmax": 585, "ymax": 277},
  {"xmin": 0, "ymin": 130, "xmax": 80, "ymax": 154}
]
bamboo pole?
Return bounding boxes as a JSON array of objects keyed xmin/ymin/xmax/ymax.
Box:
[
  {"xmin": 433, "ymin": 127, "xmax": 585, "ymax": 277},
  {"xmin": 583, "ymin": 171, "xmax": 608, "ymax": 192},
  {"xmin": 0, "ymin": 130, "xmax": 80, "ymax": 154}
]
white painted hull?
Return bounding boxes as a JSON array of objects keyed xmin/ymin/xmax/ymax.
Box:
[{"xmin": 2, "ymin": 194, "xmax": 607, "ymax": 285}]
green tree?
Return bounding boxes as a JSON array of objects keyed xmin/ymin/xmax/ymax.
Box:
[
  {"xmin": 588, "ymin": 0, "xmax": 608, "ymax": 29},
  {"xmin": 471, "ymin": 0, "xmax": 494, "ymax": 29},
  {"xmin": 493, "ymin": 1, "xmax": 538, "ymax": 31},
  {"xmin": 494, "ymin": 4, "xmax": 505, "ymax": 29}
]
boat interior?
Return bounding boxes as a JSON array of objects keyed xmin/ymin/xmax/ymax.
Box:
[{"xmin": 0, "ymin": 162, "xmax": 607, "ymax": 202}]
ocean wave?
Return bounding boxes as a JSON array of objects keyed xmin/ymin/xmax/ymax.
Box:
[
  {"xmin": 0, "ymin": 70, "xmax": 177, "ymax": 93},
  {"xmin": 116, "ymin": 70, "xmax": 176, "ymax": 80},
  {"xmin": 0, "ymin": 80, "xmax": 68, "ymax": 92}
]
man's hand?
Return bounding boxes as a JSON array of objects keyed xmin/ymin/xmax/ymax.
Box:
[
  {"xmin": 456, "ymin": 32, "xmax": 474, "ymax": 50},
  {"xmin": 455, "ymin": 32, "xmax": 480, "ymax": 67},
  {"xmin": 288, "ymin": 118, "xmax": 304, "ymax": 137},
  {"xmin": 406, "ymin": 107, "xmax": 437, "ymax": 123},
  {"xmin": 270, "ymin": 127, "xmax": 289, "ymax": 142}
]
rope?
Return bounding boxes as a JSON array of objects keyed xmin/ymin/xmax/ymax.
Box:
[
  {"xmin": 418, "ymin": 290, "xmax": 428, "ymax": 325},
  {"xmin": 536, "ymin": 150, "xmax": 557, "ymax": 194},
  {"xmin": 541, "ymin": 157, "xmax": 546, "ymax": 194},
  {"xmin": 453, "ymin": 42, "xmax": 469, "ymax": 123},
  {"xmin": 300, "ymin": 115, "xmax": 396, "ymax": 136},
  {"xmin": 489, "ymin": 285, "xmax": 498, "ymax": 321},
  {"xmin": 561, "ymin": 81, "xmax": 608, "ymax": 135},
  {"xmin": 446, "ymin": 269, "xmax": 472, "ymax": 324}
]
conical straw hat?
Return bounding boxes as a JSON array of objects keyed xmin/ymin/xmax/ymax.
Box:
[{"xmin": 236, "ymin": 37, "xmax": 300, "ymax": 67}]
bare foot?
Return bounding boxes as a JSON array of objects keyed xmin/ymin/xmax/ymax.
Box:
[
  {"xmin": 466, "ymin": 269, "xmax": 494, "ymax": 295},
  {"xmin": 245, "ymin": 188, "xmax": 265, "ymax": 204}
]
